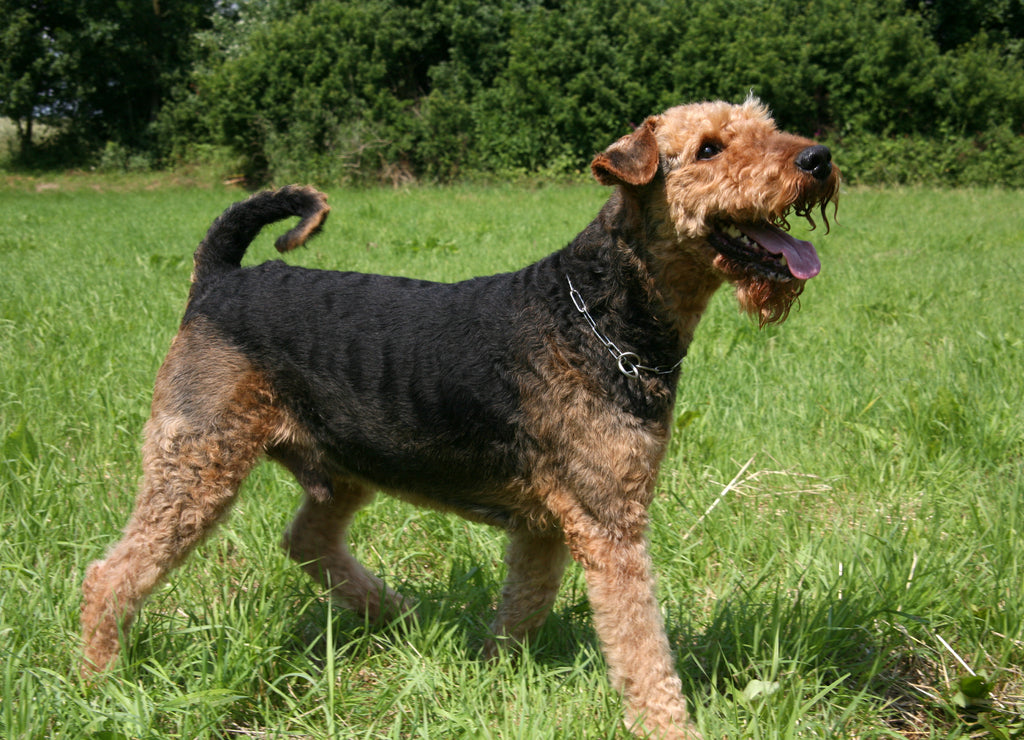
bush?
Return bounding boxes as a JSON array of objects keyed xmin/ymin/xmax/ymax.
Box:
[
  {"xmin": 149, "ymin": 0, "xmax": 1024, "ymax": 185},
  {"xmin": 96, "ymin": 141, "xmax": 154, "ymax": 173},
  {"xmin": 833, "ymin": 127, "xmax": 1024, "ymax": 187}
]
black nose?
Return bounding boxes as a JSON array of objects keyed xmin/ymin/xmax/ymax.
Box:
[{"xmin": 795, "ymin": 145, "xmax": 832, "ymax": 181}]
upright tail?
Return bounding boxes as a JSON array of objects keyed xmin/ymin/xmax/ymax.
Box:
[{"xmin": 191, "ymin": 185, "xmax": 330, "ymax": 284}]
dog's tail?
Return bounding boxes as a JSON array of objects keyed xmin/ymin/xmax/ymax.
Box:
[{"xmin": 191, "ymin": 185, "xmax": 330, "ymax": 284}]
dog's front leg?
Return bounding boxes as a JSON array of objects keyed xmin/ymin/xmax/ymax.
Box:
[{"xmin": 570, "ymin": 526, "xmax": 702, "ymax": 740}]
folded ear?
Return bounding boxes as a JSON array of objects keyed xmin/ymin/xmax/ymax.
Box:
[{"xmin": 590, "ymin": 118, "xmax": 660, "ymax": 187}]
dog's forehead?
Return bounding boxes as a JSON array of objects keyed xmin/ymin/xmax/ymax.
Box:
[{"xmin": 653, "ymin": 99, "xmax": 777, "ymax": 156}]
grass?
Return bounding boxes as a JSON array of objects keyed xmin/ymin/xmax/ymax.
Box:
[{"xmin": 1, "ymin": 177, "xmax": 1022, "ymax": 739}]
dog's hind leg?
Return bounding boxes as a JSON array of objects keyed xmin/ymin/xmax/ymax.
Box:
[
  {"xmin": 81, "ymin": 323, "xmax": 284, "ymax": 676},
  {"xmin": 81, "ymin": 397, "xmax": 272, "ymax": 675},
  {"xmin": 486, "ymin": 528, "xmax": 569, "ymax": 654},
  {"xmin": 281, "ymin": 478, "xmax": 409, "ymax": 621}
]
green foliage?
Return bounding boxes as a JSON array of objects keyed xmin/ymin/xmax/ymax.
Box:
[
  {"xmin": 0, "ymin": 0, "xmax": 214, "ymax": 166},
  {"xmin": 156, "ymin": 0, "xmax": 461, "ymax": 183},
  {"xmin": 907, "ymin": 0, "xmax": 1024, "ymax": 53},
  {"xmin": 0, "ymin": 3, "xmax": 47, "ymax": 155},
  {"xmin": 96, "ymin": 141, "xmax": 154, "ymax": 173},
  {"xmin": 832, "ymin": 125, "xmax": 1024, "ymax": 186},
  {"xmin": 4, "ymin": 0, "xmax": 1024, "ymax": 183},
  {"xmin": 460, "ymin": 0, "xmax": 675, "ymax": 175},
  {"xmin": 150, "ymin": 0, "xmax": 1024, "ymax": 185}
]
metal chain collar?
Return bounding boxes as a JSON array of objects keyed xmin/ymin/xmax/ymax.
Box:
[{"xmin": 566, "ymin": 275, "xmax": 685, "ymax": 379}]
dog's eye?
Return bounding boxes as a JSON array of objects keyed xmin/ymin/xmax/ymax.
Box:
[{"xmin": 696, "ymin": 142, "xmax": 723, "ymax": 160}]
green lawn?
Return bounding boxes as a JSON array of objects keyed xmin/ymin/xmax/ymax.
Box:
[{"xmin": 1, "ymin": 179, "xmax": 1022, "ymax": 738}]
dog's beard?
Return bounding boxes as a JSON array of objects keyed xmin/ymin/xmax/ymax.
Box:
[{"xmin": 734, "ymin": 273, "xmax": 805, "ymax": 326}]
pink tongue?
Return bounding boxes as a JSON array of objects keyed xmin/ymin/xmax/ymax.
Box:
[{"xmin": 738, "ymin": 223, "xmax": 821, "ymax": 279}]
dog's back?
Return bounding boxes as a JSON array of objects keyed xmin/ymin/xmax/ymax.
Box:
[{"xmin": 187, "ymin": 261, "xmax": 530, "ymax": 504}]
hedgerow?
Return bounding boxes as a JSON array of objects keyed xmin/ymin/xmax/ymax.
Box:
[{"xmin": 8, "ymin": 0, "xmax": 1024, "ymax": 185}]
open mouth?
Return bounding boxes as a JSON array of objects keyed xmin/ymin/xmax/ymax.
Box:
[{"xmin": 708, "ymin": 221, "xmax": 821, "ymax": 281}]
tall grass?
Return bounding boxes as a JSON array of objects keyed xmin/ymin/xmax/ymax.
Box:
[{"xmin": 1, "ymin": 180, "xmax": 1021, "ymax": 738}]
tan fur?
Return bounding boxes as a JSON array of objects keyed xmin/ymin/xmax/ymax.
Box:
[
  {"xmin": 81, "ymin": 100, "xmax": 839, "ymax": 740},
  {"xmin": 81, "ymin": 322, "xmax": 289, "ymax": 672},
  {"xmin": 281, "ymin": 480, "xmax": 410, "ymax": 619}
]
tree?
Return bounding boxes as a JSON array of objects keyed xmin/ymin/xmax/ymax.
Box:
[
  {"xmin": 0, "ymin": 1, "xmax": 55, "ymax": 156},
  {"xmin": 0, "ymin": 0, "xmax": 214, "ymax": 163},
  {"xmin": 906, "ymin": 0, "xmax": 1024, "ymax": 53}
]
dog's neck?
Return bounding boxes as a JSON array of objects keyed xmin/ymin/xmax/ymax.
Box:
[
  {"xmin": 565, "ymin": 274, "xmax": 686, "ymax": 379},
  {"xmin": 603, "ymin": 187, "xmax": 724, "ymax": 353}
]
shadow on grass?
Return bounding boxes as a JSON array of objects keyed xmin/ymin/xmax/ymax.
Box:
[
  {"xmin": 671, "ymin": 584, "xmax": 969, "ymax": 736},
  {"xmin": 123, "ymin": 554, "xmax": 987, "ymax": 736}
]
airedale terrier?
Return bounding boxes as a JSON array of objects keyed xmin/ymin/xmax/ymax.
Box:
[{"xmin": 81, "ymin": 97, "xmax": 839, "ymax": 738}]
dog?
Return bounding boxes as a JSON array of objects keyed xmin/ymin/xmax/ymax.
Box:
[{"xmin": 81, "ymin": 97, "xmax": 839, "ymax": 738}]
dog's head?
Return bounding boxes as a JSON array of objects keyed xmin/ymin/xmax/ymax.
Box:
[{"xmin": 592, "ymin": 97, "xmax": 840, "ymax": 325}]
